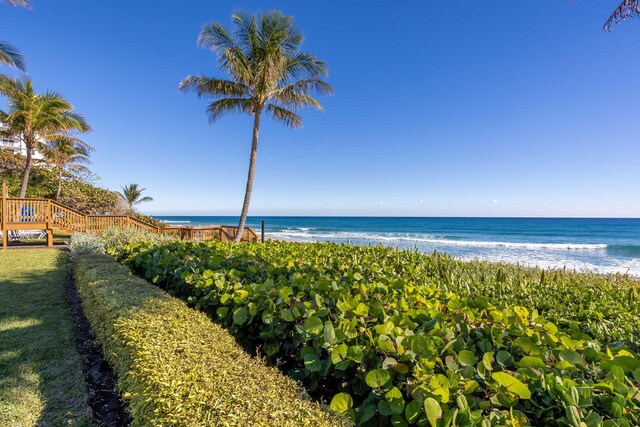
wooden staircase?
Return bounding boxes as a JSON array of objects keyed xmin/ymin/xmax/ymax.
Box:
[{"xmin": 0, "ymin": 184, "xmax": 258, "ymax": 248}]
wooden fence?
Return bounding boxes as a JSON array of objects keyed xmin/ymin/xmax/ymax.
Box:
[{"xmin": 0, "ymin": 183, "xmax": 258, "ymax": 248}]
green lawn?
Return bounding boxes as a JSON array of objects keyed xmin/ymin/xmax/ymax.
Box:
[{"xmin": 0, "ymin": 249, "xmax": 94, "ymax": 427}]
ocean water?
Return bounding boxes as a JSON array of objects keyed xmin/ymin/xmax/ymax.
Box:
[{"xmin": 154, "ymin": 216, "xmax": 640, "ymax": 277}]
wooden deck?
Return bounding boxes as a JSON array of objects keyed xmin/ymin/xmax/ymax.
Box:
[{"xmin": 0, "ymin": 184, "xmax": 258, "ymax": 248}]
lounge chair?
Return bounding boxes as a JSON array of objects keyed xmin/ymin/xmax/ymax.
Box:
[{"xmin": 18, "ymin": 230, "xmax": 46, "ymax": 240}]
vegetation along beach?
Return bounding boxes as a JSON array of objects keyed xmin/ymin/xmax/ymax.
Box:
[{"xmin": 1, "ymin": 1, "xmax": 640, "ymax": 426}]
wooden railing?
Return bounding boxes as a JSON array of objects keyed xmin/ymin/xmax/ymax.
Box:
[{"xmin": 0, "ymin": 184, "xmax": 259, "ymax": 247}]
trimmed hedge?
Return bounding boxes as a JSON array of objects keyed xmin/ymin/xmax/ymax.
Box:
[{"xmin": 73, "ymin": 255, "xmax": 348, "ymax": 427}]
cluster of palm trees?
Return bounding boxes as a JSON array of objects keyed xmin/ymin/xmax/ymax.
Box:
[
  {"xmin": 0, "ymin": 0, "xmax": 92, "ymax": 199},
  {"xmin": 1, "ymin": 2, "xmax": 636, "ymax": 232}
]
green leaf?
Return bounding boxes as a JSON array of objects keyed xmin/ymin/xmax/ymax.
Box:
[
  {"xmin": 559, "ymin": 350, "xmax": 583, "ymax": 367},
  {"xmin": 303, "ymin": 315, "xmax": 323, "ymax": 335},
  {"xmin": 424, "ymin": 397, "xmax": 442, "ymax": 427},
  {"xmin": 514, "ymin": 337, "xmax": 542, "ymax": 356},
  {"xmin": 405, "ymin": 400, "xmax": 422, "ymax": 424},
  {"xmin": 516, "ymin": 356, "xmax": 546, "ymax": 368},
  {"xmin": 281, "ymin": 309, "xmax": 295, "ymax": 322},
  {"xmin": 365, "ymin": 368, "xmax": 391, "ymax": 388},
  {"xmin": 330, "ymin": 392, "xmax": 353, "ymax": 414},
  {"xmin": 357, "ymin": 403, "xmax": 376, "ymax": 424},
  {"xmin": 482, "ymin": 351, "xmax": 494, "ymax": 370},
  {"xmin": 430, "ymin": 374, "xmax": 450, "ymax": 403},
  {"xmin": 385, "ymin": 386, "xmax": 405, "ymax": 415},
  {"xmin": 331, "ymin": 343, "xmax": 348, "ymax": 364},
  {"xmin": 353, "ymin": 303, "xmax": 369, "ymax": 316},
  {"xmin": 491, "ymin": 372, "xmax": 531, "ymax": 399},
  {"xmin": 378, "ymin": 400, "xmax": 393, "ymax": 416},
  {"xmin": 323, "ymin": 321, "xmax": 336, "ymax": 344},
  {"xmin": 496, "ymin": 351, "xmax": 514, "ymax": 367},
  {"xmin": 232, "ymin": 307, "xmax": 248, "ymax": 325},
  {"xmin": 458, "ymin": 350, "xmax": 476, "ymax": 366},
  {"xmin": 303, "ymin": 353, "xmax": 323, "ymax": 372},
  {"xmin": 347, "ymin": 345, "xmax": 364, "ymax": 363}
]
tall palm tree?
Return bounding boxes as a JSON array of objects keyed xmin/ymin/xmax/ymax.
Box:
[
  {"xmin": 0, "ymin": 76, "xmax": 91, "ymax": 197},
  {"xmin": 0, "ymin": 0, "xmax": 30, "ymax": 71},
  {"xmin": 180, "ymin": 10, "xmax": 333, "ymax": 242},
  {"xmin": 604, "ymin": 0, "xmax": 639, "ymax": 31},
  {"xmin": 42, "ymin": 137, "xmax": 93, "ymax": 199},
  {"xmin": 118, "ymin": 184, "xmax": 153, "ymax": 210}
]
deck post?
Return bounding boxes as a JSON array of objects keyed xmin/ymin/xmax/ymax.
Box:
[
  {"xmin": 46, "ymin": 229, "xmax": 53, "ymax": 248},
  {"xmin": 261, "ymin": 220, "xmax": 265, "ymax": 243},
  {"xmin": 1, "ymin": 183, "xmax": 6, "ymax": 248}
]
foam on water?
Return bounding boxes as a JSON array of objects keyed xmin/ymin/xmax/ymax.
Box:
[
  {"xmin": 153, "ymin": 216, "xmax": 640, "ymax": 277},
  {"xmin": 267, "ymin": 229, "xmax": 639, "ymax": 277}
]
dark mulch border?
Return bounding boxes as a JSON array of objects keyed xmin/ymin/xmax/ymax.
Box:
[{"xmin": 64, "ymin": 273, "xmax": 132, "ymax": 426}]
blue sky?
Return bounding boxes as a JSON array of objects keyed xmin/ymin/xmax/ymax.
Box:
[{"xmin": 2, "ymin": 1, "xmax": 639, "ymax": 217}]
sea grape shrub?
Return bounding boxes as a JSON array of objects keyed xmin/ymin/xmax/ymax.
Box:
[{"xmin": 120, "ymin": 241, "xmax": 640, "ymax": 426}]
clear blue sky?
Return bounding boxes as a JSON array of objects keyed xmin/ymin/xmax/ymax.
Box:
[{"xmin": 2, "ymin": 1, "xmax": 639, "ymax": 217}]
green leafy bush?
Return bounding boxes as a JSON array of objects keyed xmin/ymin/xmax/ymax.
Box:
[
  {"xmin": 120, "ymin": 240, "xmax": 640, "ymax": 426},
  {"xmin": 69, "ymin": 232, "xmax": 105, "ymax": 259},
  {"xmin": 73, "ymin": 255, "xmax": 347, "ymax": 427}
]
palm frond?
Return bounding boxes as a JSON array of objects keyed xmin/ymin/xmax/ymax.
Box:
[
  {"xmin": 281, "ymin": 52, "xmax": 329, "ymax": 83},
  {"xmin": 232, "ymin": 10, "xmax": 259, "ymax": 57},
  {"xmin": 179, "ymin": 75, "xmax": 248, "ymax": 97},
  {"xmin": 0, "ymin": 74, "xmax": 22, "ymax": 96},
  {"xmin": 137, "ymin": 196, "xmax": 154, "ymax": 204},
  {"xmin": 271, "ymin": 92, "xmax": 324, "ymax": 111},
  {"xmin": 206, "ymin": 97, "xmax": 253, "ymax": 122},
  {"xmin": 0, "ymin": 41, "xmax": 26, "ymax": 71},
  {"xmin": 45, "ymin": 134, "xmax": 95, "ymax": 152},
  {"xmin": 198, "ymin": 22, "xmax": 236, "ymax": 53},
  {"xmin": 266, "ymin": 104, "xmax": 302, "ymax": 128},
  {"xmin": 1, "ymin": 0, "xmax": 30, "ymax": 8},
  {"xmin": 604, "ymin": 0, "xmax": 640, "ymax": 31},
  {"xmin": 274, "ymin": 78, "xmax": 334, "ymax": 97}
]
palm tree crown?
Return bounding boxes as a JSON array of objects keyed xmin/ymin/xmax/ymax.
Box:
[
  {"xmin": 0, "ymin": 76, "xmax": 91, "ymax": 197},
  {"xmin": 179, "ymin": 10, "xmax": 333, "ymax": 241},
  {"xmin": 118, "ymin": 184, "xmax": 154, "ymax": 210},
  {"xmin": 42, "ymin": 137, "xmax": 93, "ymax": 199}
]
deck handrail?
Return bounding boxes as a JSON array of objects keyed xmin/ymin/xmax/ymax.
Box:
[{"xmin": 0, "ymin": 184, "xmax": 258, "ymax": 247}]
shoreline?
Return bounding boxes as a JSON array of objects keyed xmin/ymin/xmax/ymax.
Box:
[{"xmin": 265, "ymin": 232, "xmax": 640, "ymax": 279}]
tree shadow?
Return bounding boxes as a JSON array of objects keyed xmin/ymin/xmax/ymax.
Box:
[{"xmin": 0, "ymin": 251, "xmax": 94, "ymax": 426}]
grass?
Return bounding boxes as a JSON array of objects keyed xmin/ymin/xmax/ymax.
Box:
[{"xmin": 0, "ymin": 249, "xmax": 94, "ymax": 427}]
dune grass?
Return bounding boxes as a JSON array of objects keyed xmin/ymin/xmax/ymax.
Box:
[{"xmin": 0, "ymin": 249, "xmax": 94, "ymax": 427}]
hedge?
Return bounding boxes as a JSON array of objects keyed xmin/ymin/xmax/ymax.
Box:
[
  {"xmin": 117, "ymin": 241, "xmax": 640, "ymax": 426},
  {"xmin": 73, "ymin": 255, "xmax": 349, "ymax": 427}
]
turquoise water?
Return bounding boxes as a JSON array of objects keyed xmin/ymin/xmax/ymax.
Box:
[{"xmin": 154, "ymin": 216, "xmax": 640, "ymax": 276}]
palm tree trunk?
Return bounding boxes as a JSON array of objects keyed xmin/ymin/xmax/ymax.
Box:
[
  {"xmin": 55, "ymin": 166, "xmax": 63, "ymax": 199},
  {"xmin": 18, "ymin": 142, "xmax": 33, "ymax": 198},
  {"xmin": 234, "ymin": 109, "xmax": 262, "ymax": 242}
]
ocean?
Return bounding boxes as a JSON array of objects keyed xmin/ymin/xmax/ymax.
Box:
[{"xmin": 153, "ymin": 216, "xmax": 640, "ymax": 277}]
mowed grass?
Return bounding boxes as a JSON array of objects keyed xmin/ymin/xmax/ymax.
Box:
[{"xmin": 0, "ymin": 249, "xmax": 94, "ymax": 427}]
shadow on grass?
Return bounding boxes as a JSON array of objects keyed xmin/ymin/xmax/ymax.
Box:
[{"xmin": 0, "ymin": 251, "xmax": 94, "ymax": 426}]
